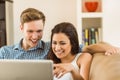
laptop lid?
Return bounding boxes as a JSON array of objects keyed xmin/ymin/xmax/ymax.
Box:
[{"xmin": 0, "ymin": 59, "xmax": 53, "ymax": 80}]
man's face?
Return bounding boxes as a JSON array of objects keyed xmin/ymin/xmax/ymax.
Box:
[{"xmin": 20, "ymin": 20, "xmax": 44, "ymax": 49}]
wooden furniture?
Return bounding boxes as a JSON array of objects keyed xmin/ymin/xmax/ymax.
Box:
[
  {"xmin": 77, "ymin": 0, "xmax": 102, "ymax": 46},
  {"xmin": 0, "ymin": 0, "xmax": 13, "ymax": 47}
]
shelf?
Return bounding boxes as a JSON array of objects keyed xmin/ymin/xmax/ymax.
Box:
[
  {"xmin": 81, "ymin": 12, "xmax": 103, "ymax": 18},
  {"xmin": 0, "ymin": 19, "xmax": 5, "ymax": 21},
  {"xmin": 82, "ymin": 18, "xmax": 102, "ymax": 29},
  {"xmin": 77, "ymin": 0, "xmax": 102, "ymax": 45}
]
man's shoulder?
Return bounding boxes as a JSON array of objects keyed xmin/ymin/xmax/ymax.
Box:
[
  {"xmin": 79, "ymin": 44, "xmax": 84, "ymax": 52},
  {"xmin": 0, "ymin": 45, "xmax": 13, "ymax": 55},
  {"xmin": 41, "ymin": 40, "xmax": 50, "ymax": 46},
  {"xmin": 0, "ymin": 45, "xmax": 14, "ymax": 50},
  {"xmin": 0, "ymin": 43, "xmax": 19, "ymax": 51}
]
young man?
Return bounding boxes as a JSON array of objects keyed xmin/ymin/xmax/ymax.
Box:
[{"xmin": 0, "ymin": 8, "xmax": 50, "ymax": 59}]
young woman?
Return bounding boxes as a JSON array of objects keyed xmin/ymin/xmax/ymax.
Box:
[
  {"xmin": 47, "ymin": 22, "xmax": 92, "ymax": 80},
  {"xmin": 47, "ymin": 22, "xmax": 120, "ymax": 80}
]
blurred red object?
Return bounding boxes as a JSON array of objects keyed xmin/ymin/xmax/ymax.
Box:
[{"xmin": 85, "ymin": 1, "xmax": 98, "ymax": 12}]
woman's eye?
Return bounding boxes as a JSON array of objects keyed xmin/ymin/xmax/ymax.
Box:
[{"xmin": 60, "ymin": 43, "xmax": 66, "ymax": 45}]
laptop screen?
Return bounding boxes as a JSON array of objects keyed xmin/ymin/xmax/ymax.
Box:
[{"xmin": 0, "ymin": 59, "xmax": 53, "ymax": 80}]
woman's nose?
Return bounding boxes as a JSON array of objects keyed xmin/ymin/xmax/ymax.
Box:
[{"xmin": 55, "ymin": 44, "xmax": 61, "ymax": 51}]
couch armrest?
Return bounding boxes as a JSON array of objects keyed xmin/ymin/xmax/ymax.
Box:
[{"xmin": 89, "ymin": 53, "xmax": 120, "ymax": 80}]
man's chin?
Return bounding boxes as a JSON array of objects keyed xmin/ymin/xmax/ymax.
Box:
[{"xmin": 31, "ymin": 43, "xmax": 38, "ymax": 47}]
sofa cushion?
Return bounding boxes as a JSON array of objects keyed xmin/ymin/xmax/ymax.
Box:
[{"xmin": 89, "ymin": 53, "xmax": 120, "ymax": 80}]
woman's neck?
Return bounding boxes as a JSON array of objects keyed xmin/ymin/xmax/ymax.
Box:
[{"xmin": 61, "ymin": 54, "xmax": 76, "ymax": 63}]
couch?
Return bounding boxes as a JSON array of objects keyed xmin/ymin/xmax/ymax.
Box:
[
  {"xmin": 82, "ymin": 42, "xmax": 120, "ymax": 80},
  {"xmin": 89, "ymin": 53, "xmax": 120, "ymax": 80}
]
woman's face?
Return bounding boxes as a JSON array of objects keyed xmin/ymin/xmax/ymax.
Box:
[{"xmin": 52, "ymin": 33, "xmax": 72, "ymax": 59}]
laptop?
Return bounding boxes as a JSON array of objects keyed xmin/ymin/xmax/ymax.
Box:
[{"xmin": 0, "ymin": 59, "xmax": 53, "ymax": 80}]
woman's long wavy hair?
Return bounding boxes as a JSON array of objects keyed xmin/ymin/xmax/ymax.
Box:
[{"xmin": 47, "ymin": 22, "xmax": 79, "ymax": 63}]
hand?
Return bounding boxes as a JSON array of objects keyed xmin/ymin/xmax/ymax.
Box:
[
  {"xmin": 105, "ymin": 46, "xmax": 120, "ymax": 55},
  {"xmin": 53, "ymin": 63, "xmax": 74, "ymax": 78}
]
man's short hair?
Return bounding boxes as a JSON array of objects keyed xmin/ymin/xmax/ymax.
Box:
[{"xmin": 20, "ymin": 8, "xmax": 45, "ymax": 25}]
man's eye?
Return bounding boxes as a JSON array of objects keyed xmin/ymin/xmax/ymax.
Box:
[
  {"xmin": 52, "ymin": 42, "xmax": 56, "ymax": 44},
  {"xmin": 28, "ymin": 31, "xmax": 33, "ymax": 33},
  {"xmin": 37, "ymin": 30, "xmax": 42, "ymax": 33}
]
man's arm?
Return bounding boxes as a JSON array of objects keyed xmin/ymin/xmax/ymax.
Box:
[
  {"xmin": 82, "ymin": 42, "xmax": 120, "ymax": 55},
  {"xmin": 0, "ymin": 47, "xmax": 5, "ymax": 59}
]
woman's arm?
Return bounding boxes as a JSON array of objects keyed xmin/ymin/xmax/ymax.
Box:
[
  {"xmin": 53, "ymin": 53, "xmax": 92, "ymax": 80},
  {"xmin": 78, "ymin": 53, "xmax": 92, "ymax": 80}
]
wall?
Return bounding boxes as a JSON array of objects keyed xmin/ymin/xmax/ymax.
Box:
[
  {"xmin": 103, "ymin": 0, "xmax": 120, "ymax": 47},
  {"xmin": 13, "ymin": 0, "xmax": 120, "ymax": 47},
  {"xmin": 6, "ymin": 1, "xmax": 14, "ymax": 45},
  {"xmin": 13, "ymin": 0, "xmax": 77, "ymax": 43}
]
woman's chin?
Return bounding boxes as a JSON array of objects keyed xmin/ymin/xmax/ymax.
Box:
[{"xmin": 56, "ymin": 55, "xmax": 63, "ymax": 59}]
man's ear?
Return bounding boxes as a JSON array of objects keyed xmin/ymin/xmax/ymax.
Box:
[{"xmin": 20, "ymin": 24, "xmax": 23, "ymax": 31}]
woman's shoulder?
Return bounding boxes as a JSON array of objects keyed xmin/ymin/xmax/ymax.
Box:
[
  {"xmin": 77, "ymin": 53, "xmax": 92, "ymax": 64},
  {"xmin": 80, "ymin": 53, "xmax": 92, "ymax": 58}
]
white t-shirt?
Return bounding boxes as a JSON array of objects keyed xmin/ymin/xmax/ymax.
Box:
[{"xmin": 54, "ymin": 53, "xmax": 81, "ymax": 80}]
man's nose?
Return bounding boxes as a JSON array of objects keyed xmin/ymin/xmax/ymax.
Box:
[{"xmin": 32, "ymin": 33, "xmax": 38, "ymax": 39}]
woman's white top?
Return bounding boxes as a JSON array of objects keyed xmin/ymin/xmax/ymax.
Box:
[{"xmin": 54, "ymin": 53, "xmax": 81, "ymax": 80}]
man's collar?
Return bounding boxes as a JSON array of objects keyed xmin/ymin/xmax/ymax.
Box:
[{"xmin": 13, "ymin": 39, "xmax": 44, "ymax": 50}]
